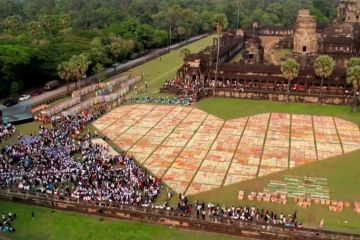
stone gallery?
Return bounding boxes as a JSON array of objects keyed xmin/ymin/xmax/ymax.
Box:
[{"xmin": 162, "ymin": 0, "xmax": 360, "ymax": 105}]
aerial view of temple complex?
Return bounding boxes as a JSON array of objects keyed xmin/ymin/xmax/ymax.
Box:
[{"xmin": 162, "ymin": 0, "xmax": 360, "ymax": 105}]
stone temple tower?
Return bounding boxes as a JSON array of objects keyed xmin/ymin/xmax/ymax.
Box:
[
  {"xmin": 293, "ymin": 9, "xmax": 318, "ymax": 54},
  {"xmin": 337, "ymin": 0, "xmax": 360, "ymax": 23}
]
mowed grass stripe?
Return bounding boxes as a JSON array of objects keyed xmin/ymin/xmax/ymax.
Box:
[
  {"xmin": 311, "ymin": 115, "xmax": 319, "ymax": 161},
  {"xmin": 288, "ymin": 114, "xmax": 293, "ymax": 169},
  {"xmin": 332, "ymin": 116, "xmax": 345, "ymax": 154}
]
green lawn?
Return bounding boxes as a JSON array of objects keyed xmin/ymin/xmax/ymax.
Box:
[
  {"xmin": 230, "ymin": 51, "xmax": 243, "ymax": 63},
  {"xmin": 273, "ymin": 49, "xmax": 292, "ymax": 63},
  {"xmin": 0, "ymin": 201, "xmax": 240, "ymax": 240},
  {"xmin": 196, "ymin": 98, "xmax": 360, "ymax": 125},
  {"xmin": 191, "ymin": 97, "xmax": 360, "ymax": 233},
  {"xmin": 4, "ymin": 37, "xmax": 360, "ymax": 236},
  {"xmin": 126, "ymin": 35, "xmax": 215, "ymax": 96}
]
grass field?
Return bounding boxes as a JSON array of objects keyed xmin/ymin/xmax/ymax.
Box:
[
  {"xmin": 192, "ymin": 98, "xmax": 360, "ymax": 233},
  {"xmin": 196, "ymin": 98, "xmax": 360, "ymax": 124},
  {"xmin": 125, "ymin": 35, "xmax": 215, "ymax": 96},
  {"xmin": 230, "ymin": 51, "xmax": 243, "ymax": 63},
  {"xmin": 3, "ymin": 35, "xmax": 360, "ymax": 237},
  {"xmin": 0, "ymin": 201, "xmax": 240, "ymax": 240}
]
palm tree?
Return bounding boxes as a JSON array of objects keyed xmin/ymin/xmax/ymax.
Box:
[
  {"xmin": 58, "ymin": 14, "xmax": 72, "ymax": 40},
  {"xmin": 39, "ymin": 15, "xmax": 54, "ymax": 38},
  {"xmin": 347, "ymin": 57, "xmax": 360, "ymax": 69},
  {"xmin": 57, "ymin": 61, "xmax": 72, "ymax": 96},
  {"xmin": 177, "ymin": 26, "xmax": 186, "ymax": 41},
  {"xmin": 29, "ymin": 21, "xmax": 42, "ymax": 39},
  {"xmin": 59, "ymin": 14, "xmax": 71, "ymax": 29},
  {"xmin": 213, "ymin": 14, "xmax": 228, "ymax": 97},
  {"xmin": 3, "ymin": 15, "xmax": 22, "ymax": 35},
  {"xmin": 180, "ymin": 48, "xmax": 191, "ymax": 58},
  {"xmin": 347, "ymin": 66, "xmax": 360, "ymax": 112},
  {"xmin": 313, "ymin": 55, "xmax": 335, "ymax": 103},
  {"xmin": 202, "ymin": 23, "xmax": 210, "ymax": 33},
  {"xmin": 236, "ymin": 0, "xmax": 245, "ymax": 29},
  {"xmin": 69, "ymin": 54, "xmax": 91, "ymax": 91},
  {"xmin": 281, "ymin": 58, "xmax": 300, "ymax": 102},
  {"xmin": 110, "ymin": 42, "xmax": 123, "ymax": 62},
  {"xmin": 93, "ymin": 63, "xmax": 106, "ymax": 86}
]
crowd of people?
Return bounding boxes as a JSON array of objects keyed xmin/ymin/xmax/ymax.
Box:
[
  {"xmin": 0, "ymin": 101, "xmax": 303, "ymax": 232},
  {"xmin": 1, "ymin": 212, "xmax": 16, "ymax": 233},
  {"xmin": 127, "ymin": 95, "xmax": 191, "ymax": 106},
  {"xmin": 162, "ymin": 77, "xmax": 360, "ymax": 104},
  {"xmin": 154, "ymin": 193, "xmax": 303, "ymax": 229},
  {"xmin": 0, "ymin": 123, "xmax": 15, "ymax": 142},
  {"xmin": 0, "ymin": 104, "xmax": 161, "ymax": 206},
  {"xmin": 162, "ymin": 79, "xmax": 202, "ymax": 101}
]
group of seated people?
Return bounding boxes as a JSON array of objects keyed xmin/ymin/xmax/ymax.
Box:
[
  {"xmin": 0, "ymin": 105, "xmax": 161, "ymax": 206},
  {"xmin": 127, "ymin": 96, "xmax": 191, "ymax": 106},
  {"xmin": 1, "ymin": 212, "xmax": 16, "ymax": 233},
  {"xmin": 163, "ymin": 79, "xmax": 203, "ymax": 101},
  {"xmin": 0, "ymin": 123, "xmax": 15, "ymax": 142}
]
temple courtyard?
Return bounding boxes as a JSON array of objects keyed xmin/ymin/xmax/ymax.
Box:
[{"xmin": 92, "ymin": 104, "xmax": 360, "ymax": 195}]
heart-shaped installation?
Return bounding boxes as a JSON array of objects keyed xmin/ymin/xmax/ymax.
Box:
[{"xmin": 93, "ymin": 104, "xmax": 360, "ymax": 195}]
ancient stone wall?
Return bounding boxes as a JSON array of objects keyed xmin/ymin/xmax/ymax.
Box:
[
  {"xmin": 337, "ymin": 0, "xmax": 360, "ymax": 23},
  {"xmin": 1, "ymin": 190, "xmax": 360, "ymax": 240},
  {"xmin": 293, "ymin": 9, "xmax": 318, "ymax": 54}
]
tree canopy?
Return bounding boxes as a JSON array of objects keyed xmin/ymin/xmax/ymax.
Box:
[{"xmin": 0, "ymin": 0, "xmax": 338, "ymax": 96}]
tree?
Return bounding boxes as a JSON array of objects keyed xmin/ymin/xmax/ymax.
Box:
[
  {"xmin": 281, "ymin": 58, "xmax": 300, "ymax": 102},
  {"xmin": 180, "ymin": 48, "xmax": 191, "ymax": 58},
  {"xmin": 59, "ymin": 14, "xmax": 71, "ymax": 29},
  {"xmin": 39, "ymin": 15, "xmax": 55, "ymax": 38},
  {"xmin": 57, "ymin": 61, "xmax": 72, "ymax": 95},
  {"xmin": 86, "ymin": 47, "xmax": 111, "ymax": 67},
  {"xmin": 347, "ymin": 57, "xmax": 360, "ymax": 69},
  {"xmin": 57, "ymin": 14, "xmax": 72, "ymax": 39},
  {"xmin": 236, "ymin": 0, "xmax": 246, "ymax": 28},
  {"xmin": 213, "ymin": 13, "xmax": 228, "ymax": 97},
  {"xmin": 177, "ymin": 26, "xmax": 185, "ymax": 41},
  {"xmin": 213, "ymin": 14, "xmax": 228, "ymax": 33},
  {"xmin": 2, "ymin": 15, "xmax": 22, "ymax": 35},
  {"xmin": 69, "ymin": 54, "xmax": 91, "ymax": 90},
  {"xmin": 347, "ymin": 66, "xmax": 360, "ymax": 112},
  {"xmin": 0, "ymin": 45, "xmax": 33, "ymax": 96},
  {"xmin": 93, "ymin": 63, "xmax": 106, "ymax": 85},
  {"xmin": 28, "ymin": 21, "xmax": 42, "ymax": 39},
  {"xmin": 109, "ymin": 42, "xmax": 127, "ymax": 62},
  {"xmin": 202, "ymin": 22, "xmax": 209, "ymax": 33},
  {"xmin": 313, "ymin": 55, "xmax": 335, "ymax": 103},
  {"xmin": 10, "ymin": 81, "xmax": 20, "ymax": 98}
]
